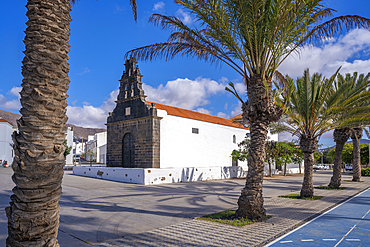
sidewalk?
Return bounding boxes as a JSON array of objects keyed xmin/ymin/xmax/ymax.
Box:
[
  {"xmin": 1, "ymin": 169, "xmax": 369, "ymax": 246},
  {"xmin": 95, "ymin": 174, "xmax": 370, "ymax": 247}
]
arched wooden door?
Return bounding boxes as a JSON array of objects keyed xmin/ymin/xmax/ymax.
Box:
[{"xmin": 122, "ymin": 133, "xmax": 135, "ymax": 168}]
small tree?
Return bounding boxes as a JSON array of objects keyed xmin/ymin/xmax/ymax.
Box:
[
  {"xmin": 87, "ymin": 149, "xmax": 95, "ymax": 166},
  {"xmin": 232, "ymin": 139, "xmax": 302, "ymax": 176},
  {"xmin": 63, "ymin": 140, "xmax": 72, "ymax": 158},
  {"xmin": 275, "ymin": 142, "xmax": 302, "ymax": 176},
  {"xmin": 329, "ymin": 143, "xmax": 370, "ymax": 166},
  {"xmin": 265, "ymin": 141, "xmax": 279, "ymax": 177}
]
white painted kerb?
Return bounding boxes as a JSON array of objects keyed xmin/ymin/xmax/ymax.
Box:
[{"xmin": 73, "ymin": 166, "xmax": 247, "ymax": 185}]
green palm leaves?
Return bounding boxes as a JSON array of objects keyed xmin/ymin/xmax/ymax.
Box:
[
  {"xmin": 329, "ymin": 73, "xmax": 370, "ymax": 129},
  {"xmin": 128, "ymin": 0, "xmax": 370, "ymax": 83},
  {"xmin": 274, "ymin": 69, "xmax": 370, "ymax": 141},
  {"xmin": 274, "ymin": 69, "xmax": 338, "ymax": 140}
]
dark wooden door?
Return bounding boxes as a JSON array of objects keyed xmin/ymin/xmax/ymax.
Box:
[{"xmin": 122, "ymin": 133, "xmax": 134, "ymax": 168}]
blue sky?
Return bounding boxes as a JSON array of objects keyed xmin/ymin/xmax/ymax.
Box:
[{"xmin": 1, "ymin": 0, "xmax": 370, "ymax": 148}]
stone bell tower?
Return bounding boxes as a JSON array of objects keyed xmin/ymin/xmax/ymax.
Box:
[{"xmin": 106, "ymin": 56, "xmax": 161, "ymax": 168}]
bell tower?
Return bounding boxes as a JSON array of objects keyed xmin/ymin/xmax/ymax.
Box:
[
  {"xmin": 107, "ymin": 57, "xmax": 161, "ymax": 168},
  {"xmin": 117, "ymin": 56, "xmax": 145, "ymax": 101}
]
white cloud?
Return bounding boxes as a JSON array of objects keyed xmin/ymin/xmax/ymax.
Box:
[
  {"xmin": 279, "ymin": 29, "xmax": 370, "ymax": 78},
  {"xmin": 217, "ymin": 112, "xmax": 229, "ymax": 118},
  {"xmin": 115, "ymin": 4, "xmax": 123, "ymax": 12},
  {"xmin": 234, "ymin": 83, "xmax": 246, "ymax": 96},
  {"xmin": 10, "ymin": 87, "xmax": 21, "ymax": 98},
  {"xmin": 66, "ymin": 89, "xmax": 118, "ymax": 128},
  {"xmin": 196, "ymin": 108, "xmax": 212, "ymax": 115},
  {"xmin": 143, "ymin": 77, "xmax": 225, "ymax": 110},
  {"xmin": 77, "ymin": 67, "xmax": 91, "ymax": 76},
  {"xmin": 278, "ymin": 131, "xmax": 295, "ymax": 142},
  {"xmin": 153, "ymin": 2, "xmax": 165, "ymax": 12},
  {"xmin": 176, "ymin": 9, "xmax": 193, "ymax": 25},
  {"xmin": 0, "ymin": 86, "xmax": 21, "ymax": 110},
  {"xmin": 230, "ymin": 102, "xmax": 242, "ymax": 117}
]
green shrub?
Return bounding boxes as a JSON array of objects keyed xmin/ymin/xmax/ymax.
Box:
[{"xmin": 361, "ymin": 167, "xmax": 370, "ymax": 176}]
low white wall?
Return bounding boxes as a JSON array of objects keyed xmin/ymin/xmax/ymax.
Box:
[
  {"xmin": 73, "ymin": 166, "xmax": 247, "ymax": 185},
  {"xmin": 74, "ymin": 166, "xmax": 145, "ymax": 184}
]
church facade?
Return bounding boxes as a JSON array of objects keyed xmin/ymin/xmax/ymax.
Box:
[{"xmin": 106, "ymin": 57, "xmax": 253, "ymax": 170}]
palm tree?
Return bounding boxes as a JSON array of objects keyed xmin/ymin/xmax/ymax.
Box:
[
  {"xmin": 127, "ymin": 0, "xmax": 370, "ymax": 220},
  {"xmin": 274, "ymin": 69, "xmax": 355, "ymax": 197},
  {"xmin": 6, "ymin": 1, "xmax": 136, "ymax": 246},
  {"xmin": 328, "ymin": 73, "xmax": 370, "ymax": 188}
]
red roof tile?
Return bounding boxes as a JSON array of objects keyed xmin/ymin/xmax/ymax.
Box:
[
  {"xmin": 0, "ymin": 118, "xmax": 14, "ymax": 127},
  {"xmin": 147, "ymin": 101, "xmax": 247, "ymax": 130}
]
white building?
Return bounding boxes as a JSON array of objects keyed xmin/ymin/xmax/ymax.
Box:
[
  {"xmin": 154, "ymin": 102, "xmax": 250, "ymax": 170},
  {"xmin": 74, "ymin": 57, "xmax": 278, "ymax": 184},
  {"xmin": 65, "ymin": 127, "xmax": 73, "ymax": 165},
  {"xmin": 73, "ymin": 139, "xmax": 86, "ymax": 156},
  {"xmin": 86, "ymin": 132, "xmax": 107, "ymax": 164},
  {"xmin": 0, "ymin": 118, "xmax": 14, "ymax": 165}
]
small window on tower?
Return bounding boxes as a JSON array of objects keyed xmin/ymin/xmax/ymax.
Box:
[
  {"xmin": 233, "ymin": 135, "xmax": 236, "ymax": 143},
  {"xmin": 125, "ymin": 107, "xmax": 131, "ymax": 116},
  {"xmin": 192, "ymin": 128, "xmax": 199, "ymax": 134}
]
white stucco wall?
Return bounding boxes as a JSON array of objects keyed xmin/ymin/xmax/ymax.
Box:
[
  {"xmin": 0, "ymin": 121, "xmax": 14, "ymax": 164},
  {"xmin": 157, "ymin": 109, "xmax": 249, "ymax": 170},
  {"xmin": 96, "ymin": 132, "xmax": 107, "ymax": 164},
  {"xmin": 99, "ymin": 144, "xmax": 107, "ymax": 164},
  {"xmin": 65, "ymin": 127, "xmax": 73, "ymax": 165}
]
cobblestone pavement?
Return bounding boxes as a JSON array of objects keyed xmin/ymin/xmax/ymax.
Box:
[{"xmin": 96, "ymin": 177, "xmax": 370, "ymax": 247}]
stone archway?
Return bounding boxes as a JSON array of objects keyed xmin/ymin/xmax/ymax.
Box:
[{"xmin": 122, "ymin": 133, "xmax": 135, "ymax": 168}]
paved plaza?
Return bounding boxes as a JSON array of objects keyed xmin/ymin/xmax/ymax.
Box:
[{"xmin": 1, "ymin": 168, "xmax": 369, "ymax": 247}]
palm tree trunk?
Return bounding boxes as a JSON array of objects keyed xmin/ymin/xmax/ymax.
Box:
[
  {"xmin": 6, "ymin": 0, "xmax": 71, "ymax": 246},
  {"xmin": 268, "ymin": 161, "xmax": 272, "ymax": 177},
  {"xmin": 328, "ymin": 128, "xmax": 350, "ymax": 189},
  {"xmin": 236, "ymin": 120, "xmax": 268, "ymax": 220},
  {"xmin": 328, "ymin": 141, "xmax": 345, "ymax": 188},
  {"xmin": 352, "ymin": 128, "xmax": 363, "ymax": 182},
  {"xmin": 299, "ymin": 137, "xmax": 318, "ymax": 198},
  {"xmin": 236, "ymin": 75, "xmax": 282, "ymax": 221}
]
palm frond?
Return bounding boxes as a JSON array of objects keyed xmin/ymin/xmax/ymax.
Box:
[{"xmin": 225, "ymin": 82, "xmax": 244, "ymax": 104}]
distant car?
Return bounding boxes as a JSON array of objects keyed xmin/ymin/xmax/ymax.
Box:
[
  {"xmin": 73, "ymin": 154, "xmax": 81, "ymax": 163},
  {"xmin": 322, "ymin": 164, "xmax": 330, "ymax": 170},
  {"xmin": 313, "ymin": 164, "xmax": 324, "ymax": 170},
  {"xmin": 2, "ymin": 160, "xmax": 9, "ymax": 168},
  {"xmin": 345, "ymin": 164, "xmax": 353, "ymax": 171}
]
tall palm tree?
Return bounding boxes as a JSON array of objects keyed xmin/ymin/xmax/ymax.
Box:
[
  {"xmin": 127, "ymin": 0, "xmax": 370, "ymax": 220},
  {"xmin": 274, "ymin": 69, "xmax": 360, "ymax": 197},
  {"xmin": 328, "ymin": 72, "xmax": 370, "ymax": 188},
  {"xmin": 6, "ymin": 1, "xmax": 136, "ymax": 246}
]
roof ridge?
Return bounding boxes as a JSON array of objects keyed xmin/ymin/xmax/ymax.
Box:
[{"xmin": 146, "ymin": 101, "xmax": 247, "ymax": 130}]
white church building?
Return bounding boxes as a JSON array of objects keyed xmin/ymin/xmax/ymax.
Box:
[{"xmin": 74, "ymin": 57, "xmax": 278, "ymax": 184}]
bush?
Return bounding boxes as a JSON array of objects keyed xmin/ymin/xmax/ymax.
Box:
[{"xmin": 361, "ymin": 168, "xmax": 370, "ymax": 176}]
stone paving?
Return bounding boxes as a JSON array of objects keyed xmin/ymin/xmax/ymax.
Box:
[
  {"xmin": 96, "ymin": 177, "xmax": 370, "ymax": 247},
  {"xmin": 1, "ymin": 168, "xmax": 369, "ymax": 246}
]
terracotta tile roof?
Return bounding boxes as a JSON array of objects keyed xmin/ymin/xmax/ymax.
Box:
[
  {"xmin": 147, "ymin": 101, "xmax": 247, "ymax": 130},
  {"xmin": 0, "ymin": 118, "xmax": 14, "ymax": 126},
  {"xmin": 230, "ymin": 113, "xmax": 243, "ymax": 120}
]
